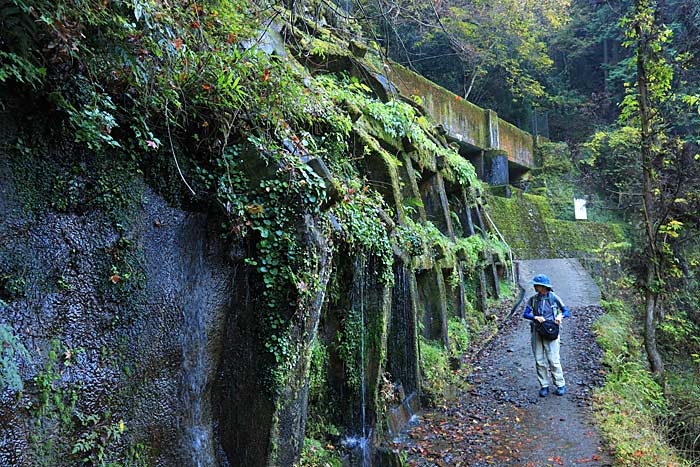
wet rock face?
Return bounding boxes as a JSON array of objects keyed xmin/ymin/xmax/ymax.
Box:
[{"xmin": 0, "ymin": 147, "xmax": 235, "ymax": 466}]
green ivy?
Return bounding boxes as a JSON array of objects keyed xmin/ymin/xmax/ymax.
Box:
[
  {"xmin": 337, "ymin": 306, "xmax": 363, "ymax": 394},
  {"xmin": 332, "ymin": 184, "xmax": 394, "ymax": 285},
  {"xmin": 0, "ymin": 324, "xmax": 31, "ymax": 392}
]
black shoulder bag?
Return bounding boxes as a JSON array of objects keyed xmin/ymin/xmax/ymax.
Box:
[{"xmin": 535, "ymin": 320, "xmax": 559, "ymax": 340}]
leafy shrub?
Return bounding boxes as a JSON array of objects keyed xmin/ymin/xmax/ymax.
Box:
[{"xmin": 593, "ymin": 300, "xmax": 687, "ymax": 466}]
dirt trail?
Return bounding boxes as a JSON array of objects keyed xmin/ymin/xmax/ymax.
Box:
[{"xmin": 389, "ymin": 258, "xmax": 613, "ymax": 466}]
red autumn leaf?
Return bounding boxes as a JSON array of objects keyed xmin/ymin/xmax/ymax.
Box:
[
  {"xmin": 191, "ymin": 21, "xmax": 200, "ymax": 29},
  {"xmin": 262, "ymin": 69, "xmax": 271, "ymax": 81},
  {"xmin": 201, "ymin": 84, "xmax": 212, "ymax": 90},
  {"xmin": 225, "ymin": 33, "xmax": 237, "ymax": 43},
  {"xmin": 110, "ymin": 274, "xmax": 121, "ymax": 284},
  {"xmin": 172, "ymin": 38, "xmax": 183, "ymax": 50},
  {"xmin": 592, "ymin": 455, "xmax": 600, "ymax": 461}
]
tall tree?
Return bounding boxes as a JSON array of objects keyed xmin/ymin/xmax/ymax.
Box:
[
  {"xmin": 639, "ymin": 0, "xmax": 662, "ymax": 376},
  {"xmin": 619, "ymin": 0, "xmax": 700, "ymax": 378}
]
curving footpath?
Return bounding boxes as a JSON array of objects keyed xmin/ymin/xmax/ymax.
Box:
[{"xmin": 391, "ymin": 258, "xmax": 613, "ymax": 466}]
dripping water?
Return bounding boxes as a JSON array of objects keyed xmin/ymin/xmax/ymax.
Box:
[
  {"xmin": 341, "ymin": 255, "xmax": 370, "ymax": 466},
  {"xmin": 360, "ymin": 255, "xmax": 368, "ymax": 467},
  {"xmin": 180, "ymin": 250, "xmax": 215, "ymax": 467}
]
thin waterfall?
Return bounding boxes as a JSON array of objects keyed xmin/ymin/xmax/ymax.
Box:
[
  {"xmin": 389, "ymin": 264, "xmax": 416, "ymax": 394},
  {"xmin": 180, "ymin": 251, "xmax": 214, "ymax": 467},
  {"xmin": 342, "ymin": 255, "xmax": 371, "ymax": 466},
  {"xmin": 360, "ymin": 255, "xmax": 369, "ymax": 467}
]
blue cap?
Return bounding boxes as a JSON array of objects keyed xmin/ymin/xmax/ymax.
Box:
[{"xmin": 531, "ymin": 274, "xmax": 552, "ymax": 288}]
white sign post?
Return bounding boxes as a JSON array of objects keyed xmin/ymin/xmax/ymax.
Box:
[{"xmin": 574, "ymin": 198, "xmax": 588, "ymax": 220}]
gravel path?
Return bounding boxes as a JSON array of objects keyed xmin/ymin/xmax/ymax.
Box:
[
  {"xmin": 517, "ymin": 259, "xmax": 601, "ymax": 308},
  {"xmin": 388, "ymin": 258, "xmax": 613, "ymax": 466}
]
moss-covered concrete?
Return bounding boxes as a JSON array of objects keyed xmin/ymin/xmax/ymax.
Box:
[
  {"xmin": 387, "ymin": 63, "xmax": 490, "ymax": 149},
  {"xmin": 386, "ymin": 63, "xmax": 536, "ymax": 170},
  {"xmin": 486, "ymin": 189, "xmax": 625, "ymax": 260},
  {"xmin": 0, "ymin": 8, "xmax": 517, "ymax": 467}
]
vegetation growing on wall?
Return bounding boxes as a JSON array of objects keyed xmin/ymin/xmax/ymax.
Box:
[
  {"xmin": 28, "ymin": 339, "xmax": 146, "ymax": 467},
  {"xmin": 0, "ymin": 324, "xmax": 30, "ymax": 392},
  {"xmin": 1, "ymin": 0, "xmax": 522, "ymax": 465}
]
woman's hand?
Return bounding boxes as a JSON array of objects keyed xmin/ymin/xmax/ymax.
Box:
[
  {"xmin": 535, "ymin": 316, "xmax": 545, "ymax": 323},
  {"xmin": 554, "ymin": 316, "xmax": 562, "ymax": 325}
]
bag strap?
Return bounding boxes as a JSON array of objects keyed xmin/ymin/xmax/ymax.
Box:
[{"xmin": 532, "ymin": 293, "xmax": 560, "ymax": 319}]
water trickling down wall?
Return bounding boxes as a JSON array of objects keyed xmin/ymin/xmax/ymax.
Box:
[{"xmin": 0, "ymin": 13, "xmax": 518, "ymax": 467}]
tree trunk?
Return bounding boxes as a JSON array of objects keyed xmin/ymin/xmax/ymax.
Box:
[
  {"xmin": 464, "ymin": 67, "xmax": 478, "ymax": 100},
  {"xmin": 635, "ymin": 3, "xmax": 664, "ymax": 378},
  {"xmin": 603, "ymin": 38, "xmax": 609, "ymax": 92},
  {"xmin": 644, "ymin": 270, "xmax": 664, "ymax": 376}
]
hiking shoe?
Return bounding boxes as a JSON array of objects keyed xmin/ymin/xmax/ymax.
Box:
[
  {"xmin": 555, "ymin": 386, "xmax": 566, "ymax": 396},
  {"xmin": 538, "ymin": 387, "xmax": 549, "ymax": 397}
]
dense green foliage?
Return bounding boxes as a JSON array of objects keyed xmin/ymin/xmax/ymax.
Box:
[{"xmin": 593, "ymin": 299, "xmax": 686, "ymax": 467}]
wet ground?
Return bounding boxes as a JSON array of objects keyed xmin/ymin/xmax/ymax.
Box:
[{"xmin": 388, "ymin": 259, "xmax": 614, "ymax": 466}]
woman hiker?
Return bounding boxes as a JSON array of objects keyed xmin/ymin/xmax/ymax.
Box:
[{"xmin": 523, "ymin": 274, "xmax": 571, "ymax": 397}]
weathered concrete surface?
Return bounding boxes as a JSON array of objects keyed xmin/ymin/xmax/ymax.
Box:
[
  {"xmin": 517, "ymin": 258, "xmax": 601, "ymax": 307},
  {"xmin": 387, "ymin": 63, "xmax": 536, "ymax": 170}
]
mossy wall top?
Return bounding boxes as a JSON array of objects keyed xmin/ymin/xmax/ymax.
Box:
[{"xmin": 387, "ymin": 64, "xmax": 535, "ymax": 168}]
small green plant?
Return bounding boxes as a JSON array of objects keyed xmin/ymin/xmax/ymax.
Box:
[
  {"xmin": 71, "ymin": 411, "xmax": 125, "ymax": 466},
  {"xmin": 419, "ymin": 338, "xmax": 452, "ymax": 406},
  {"xmin": 0, "ymin": 50, "xmax": 46, "ymax": 90},
  {"xmin": 0, "ymin": 324, "xmax": 31, "ymax": 392},
  {"xmin": 57, "ymin": 275, "xmax": 73, "ymax": 291},
  {"xmin": 0, "ymin": 273, "xmax": 26, "ymax": 300},
  {"xmin": 447, "ymin": 318, "xmax": 470, "ymax": 355},
  {"xmin": 297, "ymin": 437, "xmax": 342, "ymax": 467}
]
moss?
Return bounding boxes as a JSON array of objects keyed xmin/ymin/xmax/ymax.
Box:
[
  {"xmin": 486, "ymin": 190, "xmax": 553, "ymax": 259},
  {"xmin": 486, "ymin": 188, "xmax": 625, "ymax": 260},
  {"xmin": 418, "ymin": 338, "xmax": 452, "ymax": 406},
  {"xmin": 546, "ymin": 219, "xmax": 625, "ymax": 257},
  {"xmin": 387, "ymin": 63, "xmax": 490, "ymax": 148}
]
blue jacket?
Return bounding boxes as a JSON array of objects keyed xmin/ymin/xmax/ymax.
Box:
[{"xmin": 523, "ymin": 291, "xmax": 570, "ymax": 322}]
